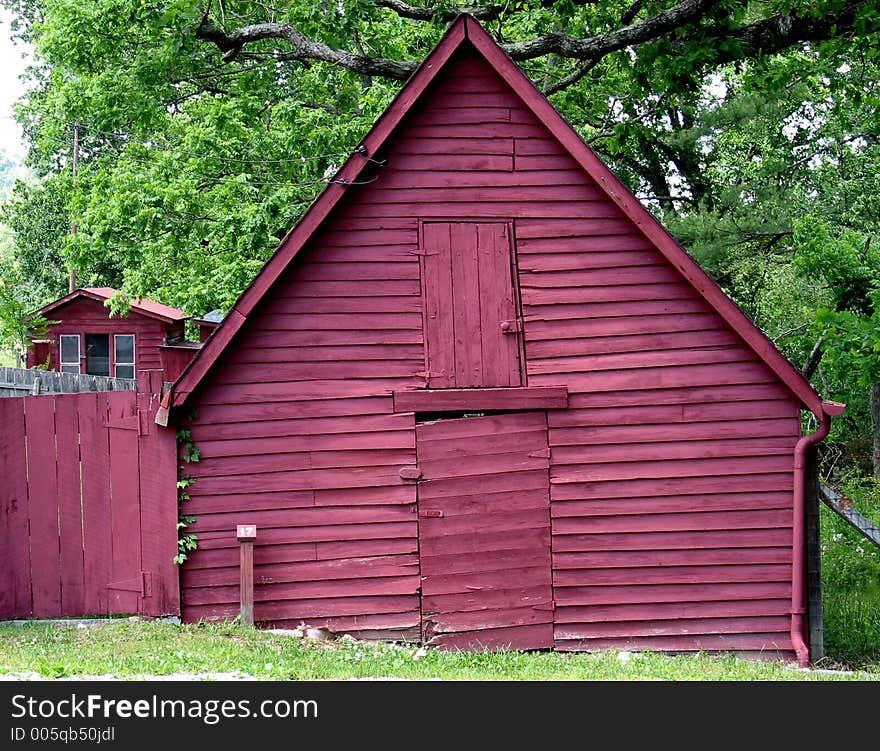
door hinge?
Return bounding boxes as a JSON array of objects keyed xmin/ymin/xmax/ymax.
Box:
[
  {"xmin": 419, "ymin": 509, "xmax": 444, "ymax": 518},
  {"xmin": 104, "ymin": 414, "xmax": 139, "ymax": 431},
  {"xmin": 501, "ymin": 319, "xmax": 522, "ymax": 334},
  {"xmin": 108, "ymin": 571, "xmax": 151, "ymax": 596}
]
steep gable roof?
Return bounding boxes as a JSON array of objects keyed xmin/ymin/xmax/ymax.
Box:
[
  {"xmin": 166, "ymin": 14, "xmax": 831, "ymax": 418},
  {"xmin": 39, "ymin": 287, "xmax": 189, "ymax": 324}
]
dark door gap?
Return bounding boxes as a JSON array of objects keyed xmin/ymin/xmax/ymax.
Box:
[
  {"xmin": 85, "ymin": 334, "xmax": 110, "ymax": 377},
  {"xmin": 415, "ymin": 409, "xmax": 533, "ymax": 423}
]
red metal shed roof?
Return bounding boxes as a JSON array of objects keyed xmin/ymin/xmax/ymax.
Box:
[
  {"xmin": 166, "ymin": 14, "xmax": 827, "ymax": 417},
  {"xmin": 39, "ymin": 287, "xmax": 189, "ymax": 324}
]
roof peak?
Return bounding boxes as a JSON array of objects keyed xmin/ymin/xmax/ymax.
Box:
[
  {"xmin": 39, "ymin": 286, "xmax": 190, "ymax": 323},
  {"xmin": 164, "ymin": 14, "xmax": 825, "ymax": 417}
]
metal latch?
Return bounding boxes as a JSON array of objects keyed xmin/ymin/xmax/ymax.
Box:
[
  {"xmin": 501, "ymin": 320, "xmax": 522, "ymax": 333},
  {"xmin": 419, "ymin": 510, "xmax": 444, "ymax": 518}
]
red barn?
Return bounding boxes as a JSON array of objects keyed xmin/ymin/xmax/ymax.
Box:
[
  {"xmin": 162, "ymin": 17, "xmax": 842, "ymax": 664},
  {"xmin": 27, "ymin": 287, "xmax": 213, "ymax": 382}
]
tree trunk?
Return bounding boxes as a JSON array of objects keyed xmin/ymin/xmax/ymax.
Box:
[{"xmin": 872, "ymin": 382, "xmax": 880, "ymax": 480}]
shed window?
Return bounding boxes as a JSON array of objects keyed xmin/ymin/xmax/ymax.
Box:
[
  {"xmin": 85, "ymin": 334, "xmax": 110, "ymax": 376},
  {"xmin": 114, "ymin": 334, "xmax": 135, "ymax": 379},
  {"xmin": 59, "ymin": 335, "xmax": 81, "ymax": 374}
]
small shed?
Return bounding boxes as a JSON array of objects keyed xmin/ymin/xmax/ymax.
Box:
[
  {"xmin": 28, "ymin": 287, "xmax": 197, "ymax": 382},
  {"xmin": 162, "ymin": 16, "xmax": 842, "ymax": 664}
]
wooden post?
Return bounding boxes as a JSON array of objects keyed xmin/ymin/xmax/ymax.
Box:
[{"xmin": 236, "ymin": 524, "xmax": 257, "ymax": 626}]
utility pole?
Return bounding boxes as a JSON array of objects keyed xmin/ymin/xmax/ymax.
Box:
[{"xmin": 69, "ymin": 120, "xmax": 79, "ymax": 293}]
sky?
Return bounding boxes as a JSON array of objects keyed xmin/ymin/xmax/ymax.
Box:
[{"xmin": 0, "ymin": 6, "xmax": 33, "ymax": 165}]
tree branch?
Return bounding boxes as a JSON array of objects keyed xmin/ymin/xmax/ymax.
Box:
[
  {"xmin": 802, "ymin": 336, "xmax": 825, "ymax": 380},
  {"xmin": 501, "ymin": 0, "xmax": 712, "ymax": 61},
  {"xmin": 195, "ymin": 19, "xmax": 417, "ymax": 78},
  {"xmin": 621, "ymin": 0, "xmax": 645, "ymax": 26},
  {"xmin": 545, "ymin": 58, "xmax": 599, "ymax": 96},
  {"xmin": 195, "ymin": 0, "xmax": 875, "ymax": 89},
  {"xmin": 375, "ymin": 0, "xmax": 503, "ymax": 22},
  {"xmin": 694, "ymin": 1, "xmax": 865, "ymax": 64}
]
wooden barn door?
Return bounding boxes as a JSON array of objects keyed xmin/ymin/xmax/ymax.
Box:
[
  {"xmin": 415, "ymin": 412, "xmax": 554, "ymax": 650},
  {"xmin": 420, "ymin": 221, "xmax": 523, "ymax": 388}
]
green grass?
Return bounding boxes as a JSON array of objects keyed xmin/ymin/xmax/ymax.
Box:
[
  {"xmin": 820, "ymin": 477, "xmax": 880, "ymax": 668},
  {"xmin": 822, "ymin": 584, "xmax": 880, "ymax": 669},
  {"xmin": 824, "ymin": 590, "xmax": 880, "ymax": 667},
  {"xmin": 0, "ymin": 620, "xmax": 877, "ymax": 680}
]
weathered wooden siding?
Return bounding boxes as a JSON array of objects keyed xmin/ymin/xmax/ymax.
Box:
[
  {"xmin": 179, "ymin": 212, "xmax": 425, "ymax": 638},
  {"xmin": 44, "ymin": 297, "xmax": 168, "ymax": 372},
  {"xmin": 180, "ymin": 47, "xmax": 803, "ymax": 655},
  {"xmin": 384, "ymin": 50, "xmax": 800, "ymax": 655}
]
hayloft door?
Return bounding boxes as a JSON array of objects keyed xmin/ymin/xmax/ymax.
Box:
[
  {"xmin": 415, "ymin": 412, "xmax": 553, "ymax": 650},
  {"xmin": 420, "ymin": 221, "xmax": 523, "ymax": 388}
]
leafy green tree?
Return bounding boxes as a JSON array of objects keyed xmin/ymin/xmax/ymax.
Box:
[
  {"xmin": 2, "ymin": 0, "xmax": 880, "ymax": 468},
  {"xmin": 0, "ymin": 225, "xmax": 56, "ymax": 365},
  {"xmin": 1, "ymin": 175, "xmax": 75, "ymax": 298},
  {"xmin": 790, "ymin": 216, "xmax": 880, "ymax": 476},
  {"xmin": 4, "ymin": 1, "xmax": 879, "ymax": 309},
  {"xmin": 0, "ymin": 153, "xmax": 17, "ymax": 200}
]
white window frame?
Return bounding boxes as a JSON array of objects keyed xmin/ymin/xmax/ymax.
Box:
[
  {"xmin": 113, "ymin": 334, "xmax": 136, "ymax": 379},
  {"xmin": 59, "ymin": 334, "xmax": 81, "ymax": 374}
]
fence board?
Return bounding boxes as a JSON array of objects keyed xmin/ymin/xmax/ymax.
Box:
[
  {"xmin": 107, "ymin": 391, "xmax": 143, "ymax": 614},
  {"xmin": 0, "ymin": 398, "xmax": 9, "ymax": 616},
  {"xmin": 0, "ymin": 372, "xmax": 179, "ymax": 621},
  {"xmin": 79, "ymin": 392, "xmax": 112, "ymax": 615},
  {"xmin": 55, "ymin": 395, "xmax": 85, "ymax": 616},
  {"xmin": 0, "ymin": 398, "xmax": 32, "ymax": 616},
  {"xmin": 24, "ymin": 396, "xmax": 62, "ymax": 616},
  {"xmin": 138, "ymin": 370, "xmax": 180, "ymax": 616},
  {"xmin": 0, "ymin": 366, "xmax": 137, "ymax": 397}
]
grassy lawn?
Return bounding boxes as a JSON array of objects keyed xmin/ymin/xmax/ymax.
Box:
[{"xmin": 0, "ymin": 619, "xmax": 877, "ymax": 680}]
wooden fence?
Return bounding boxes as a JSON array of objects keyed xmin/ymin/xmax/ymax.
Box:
[
  {"xmin": 0, "ymin": 366, "xmax": 136, "ymax": 398},
  {"xmin": 0, "ymin": 370, "xmax": 179, "ymax": 619}
]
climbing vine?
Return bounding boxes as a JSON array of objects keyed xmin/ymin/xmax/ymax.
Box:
[{"xmin": 174, "ymin": 423, "xmax": 200, "ymax": 566}]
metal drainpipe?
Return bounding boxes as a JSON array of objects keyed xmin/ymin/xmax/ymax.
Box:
[{"xmin": 791, "ymin": 400, "xmax": 845, "ymax": 667}]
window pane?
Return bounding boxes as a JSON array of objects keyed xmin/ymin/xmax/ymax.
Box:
[
  {"xmin": 60, "ymin": 335, "xmax": 79, "ymax": 363},
  {"xmin": 85, "ymin": 334, "xmax": 110, "ymax": 377},
  {"xmin": 60, "ymin": 364, "xmax": 80, "ymax": 374},
  {"xmin": 115, "ymin": 364, "xmax": 135, "ymax": 380},
  {"xmin": 115, "ymin": 335, "xmax": 135, "ymax": 364}
]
